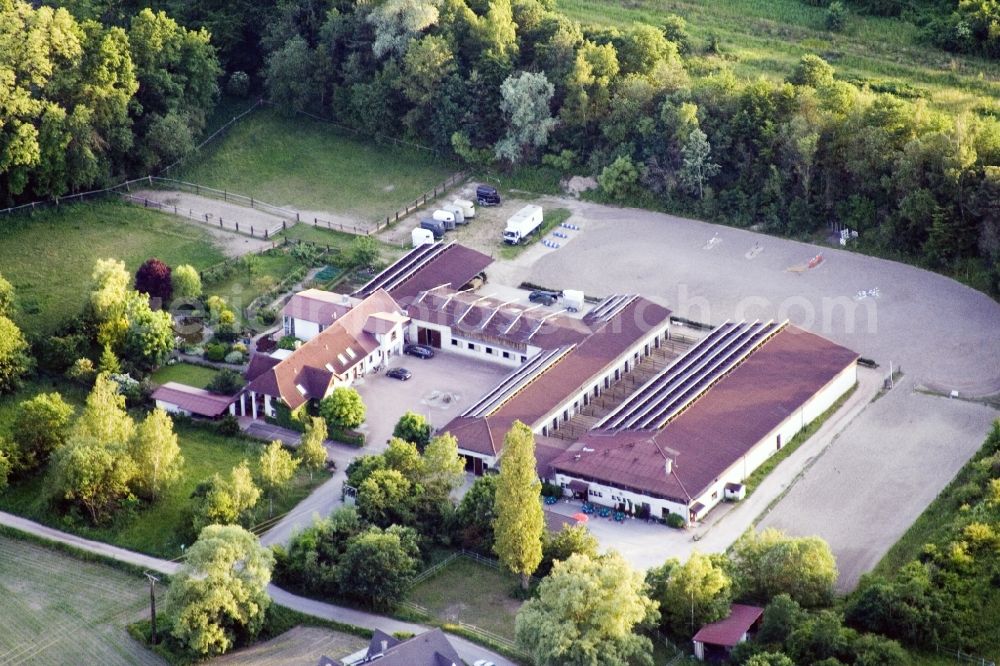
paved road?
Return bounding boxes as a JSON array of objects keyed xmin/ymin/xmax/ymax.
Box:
[{"xmin": 0, "ymin": 512, "xmax": 516, "ymax": 666}]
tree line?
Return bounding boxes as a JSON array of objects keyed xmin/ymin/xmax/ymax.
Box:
[
  {"xmin": 9, "ymin": 0, "xmax": 1000, "ymax": 292},
  {"xmin": 0, "ymin": 0, "xmax": 220, "ymax": 205}
]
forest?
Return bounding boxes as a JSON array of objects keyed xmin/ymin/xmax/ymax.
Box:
[{"xmin": 3, "ymin": 0, "xmax": 999, "ymax": 293}]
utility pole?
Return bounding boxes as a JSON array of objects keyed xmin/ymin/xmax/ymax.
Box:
[{"xmin": 144, "ymin": 572, "xmax": 160, "ymax": 645}]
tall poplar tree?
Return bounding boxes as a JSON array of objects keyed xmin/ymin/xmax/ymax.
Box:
[{"xmin": 493, "ymin": 420, "xmax": 543, "ymax": 589}]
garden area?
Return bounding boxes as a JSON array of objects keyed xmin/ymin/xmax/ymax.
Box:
[{"xmin": 178, "ymin": 109, "xmax": 459, "ymax": 224}]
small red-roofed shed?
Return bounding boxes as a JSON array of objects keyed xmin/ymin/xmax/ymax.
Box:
[{"xmin": 693, "ymin": 604, "xmax": 764, "ymax": 661}]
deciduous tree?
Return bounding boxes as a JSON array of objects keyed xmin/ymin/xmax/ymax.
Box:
[
  {"xmin": 0, "ymin": 316, "xmax": 32, "ymax": 394},
  {"xmin": 298, "ymin": 416, "xmax": 328, "ymax": 479},
  {"xmin": 538, "ymin": 523, "xmax": 599, "ymax": 577},
  {"xmin": 134, "ymin": 258, "xmax": 173, "ymax": 303},
  {"xmin": 336, "ymin": 525, "xmax": 420, "ymax": 609},
  {"xmin": 356, "ymin": 468, "xmax": 415, "ymax": 527},
  {"xmin": 170, "ymin": 264, "xmax": 202, "ymax": 300},
  {"xmin": 0, "ymin": 272, "xmax": 14, "ymax": 316},
  {"xmin": 515, "ymin": 552, "xmax": 658, "ymax": 666},
  {"xmin": 493, "ymin": 420, "xmax": 543, "ymax": 589},
  {"xmin": 130, "ymin": 408, "xmax": 183, "ymax": 500},
  {"xmin": 456, "ymin": 473, "xmax": 498, "ymax": 550},
  {"xmin": 349, "ymin": 235, "xmax": 382, "ymax": 272},
  {"xmin": 257, "ymin": 440, "xmax": 299, "ymax": 516},
  {"xmin": 730, "ymin": 528, "xmax": 838, "ymax": 608},
  {"xmin": 650, "ymin": 552, "xmax": 732, "ymax": 638},
  {"xmin": 166, "ymin": 524, "xmax": 274, "ymax": 656},
  {"xmin": 678, "ymin": 128, "xmax": 720, "ymax": 199},
  {"xmin": 11, "ymin": 392, "xmax": 74, "ymax": 473},
  {"xmin": 495, "ymin": 71, "xmax": 557, "ymax": 164},
  {"xmin": 48, "ymin": 433, "xmax": 137, "ymax": 523},
  {"xmin": 73, "ymin": 374, "xmax": 135, "ymax": 446},
  {"xmin": 392, "ymin": 410, "xmax": 431, "ymax": 449},
  {"xmin": 320, "ymin": 387, "xmax": 366, "ymax": 430},
  {"xmin": 419, "ymin": 432, "xmax": 466, "ymax": 501}
]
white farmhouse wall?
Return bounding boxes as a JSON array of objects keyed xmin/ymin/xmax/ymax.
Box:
[
  {"xmin": 552, "ymin": 472, "xmax": 689, "ymax": 519},
  {"xmin": 155, "ymin": 399, "xmax": 191, "ymax": 417}
]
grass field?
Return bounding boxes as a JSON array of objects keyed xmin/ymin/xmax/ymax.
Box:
[
  {"xmin": 0, "ymin": 200, "xmax": 226, "ymax": 335},
  {"xmin": 0, "ymin": 423, "xmax": 330, "ymax": 559},
  {"xmin": 150, "ymin": 363, "xmax": 219, "ymax": 389},
  {"xmin": 407, "ymin": 557, "xmax": 523, "ymax": 640},
  {"xmin": 178, "ymin": 110, "xmax": 458, "ymax": 223},
  {"xmin": 557, "ymin": 0, "xmax": 1000, "ymax": 115},
  {"xmin": 0, "ymin": 535, "xmax": 163, "ymax": 665}
]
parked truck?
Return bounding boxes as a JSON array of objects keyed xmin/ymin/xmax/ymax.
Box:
[{"xmin": 502, "ymin": 204, "xmax": 543, "ymax": 245}]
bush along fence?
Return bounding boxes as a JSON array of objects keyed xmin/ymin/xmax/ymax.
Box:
[{"xmin": 158, "ymin": 98, "xmax": 263, "ymax": 175}]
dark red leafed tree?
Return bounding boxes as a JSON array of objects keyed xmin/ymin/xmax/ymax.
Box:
[{"xmin": 134, "ymin": 258, "xmax": 173, "ymax": 305}]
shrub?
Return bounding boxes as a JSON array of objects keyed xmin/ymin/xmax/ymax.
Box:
[
  {"xmin": 826, "ymin": 1, "xmax": 847, "ymax": 31},
  {"xmin": 224, "ymin": 350, "xmax": 244, "ymax": 364},
  {"xmin": 278, "ymin": 335, "xmax": 300, "ymax": 350},
  {"xmin": 208, "ymin": 369, "xmax": 246, "ymax": 395},
  {"xmin": 257, "ymin": 307, "xmax": 277, "ymax": 326},
  {"xmin": 215, "ymin": 322, "xmax": 238, "ymax": 343},
  {"xmin": 227, "ymin": 71, "xmax": 250, "ymax": 97},
  {"xmin": 217, "ymin": 415, "xmax": 241, "ymax": 436},
  {"xmin": 205, "ymin": 343, "xmax": 228, "ymax": 362},
  {"xmin": 597, "ymin": 155, "xmax": 642, "ymax": 199},
  {"xmin": 666, "ymin": 513, "xmax": 686, "ymax": 528},
  {"xmin": 320, "ymin": 387, "xmax": 366, "ymax": 430},
  {"xmin": 541, "ymin": 482, "xmax": 563, "ymax": 498}
]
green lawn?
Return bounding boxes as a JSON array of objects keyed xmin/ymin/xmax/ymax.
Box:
[
  {"xmin": 150, "ymin": 362, "xmax": 219, "ymax": 389},
  {"xmin": 0, "ymin": 422, "xmax": 330, "ymax": 559},
  {"xmin": 407, "ymin": 557, "xmax": 523, "ymax": 641},
  {"xmin": 0, "ymin": 535, "xmax": 162, "ymax": 665},
  {"xmin": 178, "ymin": 109, "xmax": 458, "ymax": 223},
  {"xmin": 0, "ymin": 200, "xmax": 226, "ymax": 335},
  {"xmin": 556, "ymin": 0, "xmax": 1000, "ymax": 115}
]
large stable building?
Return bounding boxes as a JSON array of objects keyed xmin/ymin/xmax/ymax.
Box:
[{"xmin": 242, "ymin": 242, "xmax": 858, "ymax": 524}]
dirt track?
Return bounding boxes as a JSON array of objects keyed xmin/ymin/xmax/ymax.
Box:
[{"xmin": 127, "ymin": 190, "xmax": 285, "ymax": 256}]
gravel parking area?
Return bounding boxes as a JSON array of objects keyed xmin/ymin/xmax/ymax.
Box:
[{"xmin": 486, "ymin": 196, "xmax": 1000, "ymax": 588}]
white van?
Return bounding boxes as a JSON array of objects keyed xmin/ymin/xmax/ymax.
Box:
[{"xmin": 452, "ymin": 198, "xmax": 475, "ymax": 219}]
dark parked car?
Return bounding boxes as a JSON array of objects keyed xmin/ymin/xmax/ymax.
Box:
[
  {"xmin": 528, "ymin": 289, "xmax": 560, "ymax": 306},
  {"xmin": 386, "ymin": 367, "xmax": 412, "ymax": 380},
  {"xmin": 404, "ymin": 344, "xmax": 435, "ymax": 359},
  {"xmin": 476, "ymin": 184, "xmax": 501, "ymax": 207}
]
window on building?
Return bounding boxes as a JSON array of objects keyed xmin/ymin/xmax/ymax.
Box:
[
  {"xmin": 711, "ymin": 491, "xmax": 718, "ymax": 500},
  {"xmin": 468, "ymin": 342, "xmax": 475, "ymax": 350},
  {"xmin": 502, "ymin": 351, "xmax": 510, "ymax": 359},
  {"xmin": 451, "ymin": 339, "xmax": 458, "ymax": 346},
  {"xmin": 521, "ymin": 355, "xmax": 527, "ymax": 363},
  {"xmin": 486, "ymin": 347, "xmax": 493, "ymax": 355},
  {"xmin": 391, "ymin": 330, "xmax": 397, "ymax": 341}
]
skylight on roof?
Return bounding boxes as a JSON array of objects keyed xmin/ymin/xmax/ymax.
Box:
[
  {"xmin": 337, "ymin": 353, "xmax": 348, "ymax": 365},
  {"xmin": 346, "ymin": 347, "xmax": 357, "ymax": 359},
  {"xmin": 325, "ymin": 363, "xmax": 335, "ymax": 373},
  {"xmin": 295, "ymin": 384, "xmax": 307, "ymax": 396}
]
